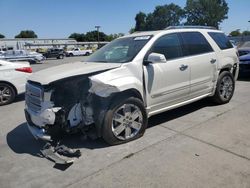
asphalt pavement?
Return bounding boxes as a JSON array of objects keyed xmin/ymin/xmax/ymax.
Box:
[{"xmin": 0, "ymin": 57, "xmax": 250, "ymax": 188}]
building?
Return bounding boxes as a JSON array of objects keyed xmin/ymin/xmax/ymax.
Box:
[
  {"xmin": 0, "ymin": 38, "xmax": 77, "ymax": 51},
  {"xmin": 0, "ymin": 38, "xmax": 109, "ymax": 51}
]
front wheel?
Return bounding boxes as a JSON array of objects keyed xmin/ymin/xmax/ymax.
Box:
[
  {"xmin": 102, "ymin": 97, "xmax": 147, "ymax": 145},
  {"xmin": 211, "ymin": 71, "xmax": 235, "ymax": 104}
]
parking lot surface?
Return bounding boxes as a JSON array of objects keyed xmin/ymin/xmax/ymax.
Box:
[{"xmin": 0, "ymin": 58, "xmax": 250, "ymax": 188}]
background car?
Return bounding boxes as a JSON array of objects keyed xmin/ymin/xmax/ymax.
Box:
[
  {"xmin": 43, "ymin": 48, "xmax": 65, "ymax": 59},
  {"xmin": 0, "ymin": 60, "xmax": 32, "ymax": 105},
  {"xmin": 238, "ymin": 41, "xmax": 250, "ymax": 56},
  {"xmin": 0, "ymin": 50, "xmax": 44, "ymax": 64},
  {"xmin": 239, "ymin": 53, "xmax": 250, "ymax": 77},
  {"xmin": 0, "ymin": 51, "xmax": 5, "ymax": 57}
]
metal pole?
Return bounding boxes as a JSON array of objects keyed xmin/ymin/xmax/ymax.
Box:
[{"xmin": 95, "ymin": 26, "xmax": 101, "ymax": 46}]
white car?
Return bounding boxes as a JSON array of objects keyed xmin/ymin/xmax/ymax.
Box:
[
  {"xmin": 66, "ymin": 48, "xmax": 93, "ymax": 56},
  {"xmin": 0, "ymin": 60, "xmax": 32, "ymax": 105},
  {"xmin": 25, "ymin": 26, "xmax": 239, "ymax": 145}
]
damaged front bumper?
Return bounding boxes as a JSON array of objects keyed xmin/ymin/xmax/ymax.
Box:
[{"xmin": 25, "ymin": 109, "xmax": 52, "ymax": 142}]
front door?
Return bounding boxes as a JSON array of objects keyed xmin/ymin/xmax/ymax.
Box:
[{"xmin": 144, "ymin": 33, "xmax": 190, "ymax": 113}]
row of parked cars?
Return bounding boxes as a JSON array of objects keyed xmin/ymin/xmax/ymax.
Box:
[
  {"xmin": 41, "ymin": 48, "xmax": 93, "ymax": 59},
  {"xmin": 237, "ymin": 41, "xmax": 250, "ymax": 77},
  {"xmin": 0, "ymin": 47, "xmax": 93, "ymax": 106},
  {"xmin": 0, "ymin": 48, "xmax": 93, "ymax": 63}
]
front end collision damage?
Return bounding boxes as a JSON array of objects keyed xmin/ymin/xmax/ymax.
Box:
[{"xmin": 26, "ymin": 62, "xmax": 145, "ymax": 143}]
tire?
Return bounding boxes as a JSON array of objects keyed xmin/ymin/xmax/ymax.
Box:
[
  {"xmin": 57, "ymin": 54, "xmax": 63, "ymax": 59},
  {"xmin": 0, "ymin": 83, "xmax": 16, "ymax": 106},
  {"xmin": 211, "ymin": 71, "xmax": 235, "ymax": 104},
  {"xmin": 85, "ymin": 52, "xmax": 90, "ymax": 56},
  {"xmin": 69, "ymin": 53, "xmax": 73, "ymax": 57},
  {"xmin": 102, "ymin": 97, "xmax": 148, "ymax": 145}
]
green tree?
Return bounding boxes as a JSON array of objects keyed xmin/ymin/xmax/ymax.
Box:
[
  {"xmin": 229, "ymin": 30, "xmax": 241, "ymax": 37},
  {"xmin": 150, "ymin": 4, "xmax": 185, "ymax": 30},
  {"xmin": 105, "ymin": 33, "xmax": 125, "ymax": 41},
  {"xmin": 185, "ymin": 0, "xmax": 229, "ymax": 28},
  {"xmin": 15, "ymin": 30, "xmax": 38, "ymax": 38},
  {"xmin": 85, "ymin": 30, "xmax": 107, "ymax": 41},
  {"xmin": 68, "ymin": 33, "xmax": 85, "ymax": 42},
  {"xmin": 242, "ymin": 30, "xmax": 250, "ymax": 36},
  {"xmin": 129, "ymin": 28, "xmax": 135, "ymax": 34},
  {"xmin": 135, "ymin": 12, "xmax": 147, "ymax": 31},
  {"xmin": 0, "ymin": 33, "xmax": 5, "ymax": 38},
  {"xmin": 134, "ymin": 3, "xmax": 185, "ymax": 31}
]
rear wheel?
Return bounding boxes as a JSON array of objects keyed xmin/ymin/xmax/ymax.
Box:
[
  {"xmin": 85, "ymin": 52, "xmax": 90, "ymax": 56},
  {"xmin": 102, "ymin": 97, "xmax": 147, "ymax": 145},
  {"xmin": 0, "ymin": 83, "xmax": 16, "ymax": 106},
  {"xmin": 211, "ymin": 71, "xmax": 235, "ymax": 104}
]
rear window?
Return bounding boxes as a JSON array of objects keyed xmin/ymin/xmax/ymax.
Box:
[
  {"xmin": 208, "ymin": 32, "xmax": 233, "ymax": 50},
  {"xmin": 180, "ymin": 32, "xmax": 213, "ymax": 56}
]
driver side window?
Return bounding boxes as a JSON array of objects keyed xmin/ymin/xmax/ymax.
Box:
[{"xmin": 150, "ymin": 33, "xmax": 183, "ymax": 60}]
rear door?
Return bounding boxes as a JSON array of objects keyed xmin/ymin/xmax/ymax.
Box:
[{"xmin": 180, "ymin": 32, "xmax": 217, "ymax": 98}]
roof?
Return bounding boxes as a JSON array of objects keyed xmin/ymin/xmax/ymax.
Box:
[{"xmin": 123, "ymin": 26, "xmax": 221, "ymax": 38}]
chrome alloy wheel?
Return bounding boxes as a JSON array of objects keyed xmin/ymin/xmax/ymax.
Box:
[
  {"xmin": 111, "ymin": 104, "xmax": 143, "ymax": 140},
  {"xmin": 219, "ymin": 75, "xmax": 233, "ymax": 100},
  {"xmin": 0, "ymin": 85, "xmax": 12, "ymax": 105}
]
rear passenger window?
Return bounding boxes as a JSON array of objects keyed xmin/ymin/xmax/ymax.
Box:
[
  {"xmin": 208, "ymin": 32, "xmax": 233, "ymax": 50},
  {"xmin": 180, "ymin": 32, "xmax": 213, "ymax": 56},
  {"xmin": 150, "ymin": 33, "xmax": 183, "ymax": 60}
]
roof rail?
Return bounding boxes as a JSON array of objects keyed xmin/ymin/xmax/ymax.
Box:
[{"xmin": 165, "ymin": 26, "xmax": 217, "ymax": 30}]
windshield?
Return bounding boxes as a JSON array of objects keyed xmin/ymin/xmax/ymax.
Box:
[{"xmin": 85, "ymin": 36, "xmax": 151, "ymax": 63}]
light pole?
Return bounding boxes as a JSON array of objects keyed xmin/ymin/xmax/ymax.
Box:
[{"xmin": 95, "ymin": 26, "xmax": 101, "ymax": 45}]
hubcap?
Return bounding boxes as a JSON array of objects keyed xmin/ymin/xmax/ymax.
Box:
[
  {"xmin": 112, "ymin": 104, "xmax": 143, "ymax": 140},
  {"xmin": 0, "ymin": 86, "xmax": 12, "ymax": 105},
  {"xmin": 219, "ymin": 76, "xmax": 233, "ymax": 100}
]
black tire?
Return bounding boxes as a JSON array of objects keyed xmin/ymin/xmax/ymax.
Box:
[
  {"xmin": 69, "ymin": 53, "xmax": 73, "ymax": 57},
  {"xmin": 0, "ymin": 83, "xmax": 16, "ymax": 106},
  {"xmin": 102, "ymin": 97, "xmax": 148, "ymax": 145},
  {"xmin": 85, "ymin": 52, "xmax": 90, "ymax": 56},
  {"xmin": 211, "ymin": 71, "xmax": 235, "ymax": 104},
  {"xmin": 57, "ymin": 54, "xmax": 64, "ymax": 59}
]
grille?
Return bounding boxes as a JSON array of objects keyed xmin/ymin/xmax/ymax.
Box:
[{"xmin": 25, "ymin": 82, "xmax": 43, "ymax": 113}]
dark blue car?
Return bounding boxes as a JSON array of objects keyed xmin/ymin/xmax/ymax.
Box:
[{"xmin": 239, "ymin": 53, "xmax": 250, "ymax": 76}]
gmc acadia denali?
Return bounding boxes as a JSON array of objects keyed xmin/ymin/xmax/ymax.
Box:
[{"xmin": 25, "ymin": 26, "xmax": 239, "ymax": 145}]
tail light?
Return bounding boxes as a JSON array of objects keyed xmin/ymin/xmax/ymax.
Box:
[{"xmin": 15, "ymin": 67, "xmax": 33, "ymax": 73}]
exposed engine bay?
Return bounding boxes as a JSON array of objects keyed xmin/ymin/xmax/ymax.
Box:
[{"xmin": 25, "ymin": 70, "xmax": 120, "ymax": 164}]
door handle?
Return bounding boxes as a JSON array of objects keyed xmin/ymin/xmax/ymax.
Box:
[
  {"xmin": 179, "ymin": 64, "xmax": 188, "ymax": 71},
  {"xmin": 210, "ymin": 58, "xmax": 216, "ymax": 64}
]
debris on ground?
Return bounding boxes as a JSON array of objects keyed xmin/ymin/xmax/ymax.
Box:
[{"xmin": 41, "ymin": 142, "xmax": 81, "ymax": 165}]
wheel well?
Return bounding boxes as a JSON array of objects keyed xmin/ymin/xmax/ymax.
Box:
[
  {"xmin": 0, "ymin": 81, "xmax": 18, "ymax": 95},
  {"xmin": 219, "ymin": 68, "xmax": 230, "ymax": 75},
  {"xmin": 111, "ymin": 89, "xmax": 143, "ymax": 104},
  {"xmin": 219, "ymin": 63, "xmax": 237, "ymax": 78},
  {"xmin": 94, "ymin": 89, "xmax": 144, "ymax": 137}
]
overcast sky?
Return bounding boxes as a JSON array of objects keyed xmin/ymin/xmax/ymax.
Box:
[{"xmin": 0, "ymin": 0, "xmax": 249, "ymax": 38}]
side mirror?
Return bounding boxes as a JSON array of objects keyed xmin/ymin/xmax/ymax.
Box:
[{"xmin": 147, "ymin": 53, "xmax": 167, "ymax": 64}]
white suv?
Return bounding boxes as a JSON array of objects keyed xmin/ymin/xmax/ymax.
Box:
[{"xmin": 25, "ymin": 26, "xmax": 239, "ymax": 145}]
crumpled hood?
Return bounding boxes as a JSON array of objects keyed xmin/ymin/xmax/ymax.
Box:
[{"xmin": 29, "ymin": 61, "xmax": 122, "ymax": 85}]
